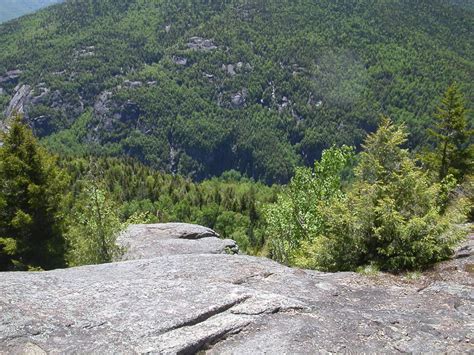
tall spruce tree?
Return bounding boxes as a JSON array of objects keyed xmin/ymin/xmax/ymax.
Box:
[
  {"xmin": 429, "ymin": 84, "xmax": 472, "ymax": 181},
  {"xmin": 0, "ymin": 116, "xmax": 68, "ymax": 270}
]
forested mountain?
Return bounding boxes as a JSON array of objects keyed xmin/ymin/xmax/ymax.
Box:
[
  {"xmin": 0, "ymin": 0, "xmax": 61, "ymax": 23},
  {"xmin": 0, "ymin": 0, "xmax": 472, "ymax": 183}
]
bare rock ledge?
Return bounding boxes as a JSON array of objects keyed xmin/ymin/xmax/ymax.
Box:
[
  {"xmin": 117, "ymin": 223, "xmax": 239, "ymax": 259},
  {"xmin": 0, "ymin": 225, "xmax": 472, "ymax": 354}
]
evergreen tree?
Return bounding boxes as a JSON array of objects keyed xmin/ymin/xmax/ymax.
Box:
[
  {"xmin": 0, "ymin": 116, "xmax": 68, "ymax": 270},
  {"xmin": 428, "ymin": 84, "xmax": 472, "ymax": 181},
  {"xmin": 351, "ymin": 117, "xmax": 465, "ymax": 271}
]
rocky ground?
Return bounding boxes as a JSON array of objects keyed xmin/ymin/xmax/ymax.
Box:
[{"xmin": 0, "ymin": 224, "xmax": 472, "ymax": 354}]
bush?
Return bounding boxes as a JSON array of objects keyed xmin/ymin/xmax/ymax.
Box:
[
  {"xmin": 65, "ymin": 182, "xmax": 125, "ymax": 266},
  {"xmin": 266, "ymin": 118, "xmax": 467, "ymax": 272},
  {"xmin": 347, "ymin": 118, "xmax": 467, "ymax": 271},
  {"xmin": 265, "ymin": 146, "xmax": 354, "ymax": 266}
]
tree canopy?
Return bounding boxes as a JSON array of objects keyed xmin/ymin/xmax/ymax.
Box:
[
  {"xmin": 0, "ymin": 116, "xmax": 68, "ymax": 270},
  {"xmin": 0, "ymin": 0, "xmax": 472, "ymax": 183},
  {"xmin": 266, "ymin": 118, "xmax": 468, "ymax": 272}
]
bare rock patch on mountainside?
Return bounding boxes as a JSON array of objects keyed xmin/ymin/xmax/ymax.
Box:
[{"xmin": 0, "ymin": 225, "xmax": 472, "ymax": 354}]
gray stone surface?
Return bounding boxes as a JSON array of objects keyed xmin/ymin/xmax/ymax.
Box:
[
  {"xmin": 230, "ymin": 89, "xmax": 247, "ymax": 108},
  {"xmin": 5, "ymin": 84, "xmax": 31, "ymax": 117},
  {"xmin": 117, "ymin": 223, "xmax": 239, "ymax": 260},
  {"xmin": 123, "ymin": 80, "xmax": 143, "ymax": 89},
  {"xmin": 0, "ymin": 228, "xmax": 472, "ymax": 354},
  {"xmin": 187, "ymin": 37, "xmax": 217, "ymax": 51},
  {"xmin": 92, "ymin": 91, "xmax": 142, "ymax": 134},
  {"xmin": 3, "ymin": 84, "xmax": 83, "ymax": 136},
  {"xmin": 0, "ymin": 69, "xmax": 22, "ymax": 84},
  {"xmin": 172, "ymin": 56, "xmax": 188, "ymax": 66}
]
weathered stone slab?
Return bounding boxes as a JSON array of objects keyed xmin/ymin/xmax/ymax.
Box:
[
  {"xmin": 0, "ymin": 229, "xmax": 472, "ymax": 354},
  {"xmin": 117, "ymin": 223, "xmax": 239, "ymax": 260}
]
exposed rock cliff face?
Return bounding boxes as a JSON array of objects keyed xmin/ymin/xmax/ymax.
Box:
[
  {"xmin": 3, "ymin": 82, "xmax": 84, "ymax": 136},
  {"xmin": 0, "ymin": 225, "xmax": 472, "ymax": 354},
  {"xmin": 5, "ymin": 84, "xmax": 31, "ymax": 118}
]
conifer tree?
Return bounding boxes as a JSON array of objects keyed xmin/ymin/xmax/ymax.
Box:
[
  {"xmin": 351, "ymin": 117, "xmax": 464, "ymax": 271},
  {"xmin": 0, "ymin": 116, "xmax": 68, "ymax": 270},
  {"xmin": 428, "ymin": 84, "xmax": 472, "ymax": 181}
]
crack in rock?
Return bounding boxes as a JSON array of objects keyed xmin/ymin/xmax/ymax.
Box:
[
  {"xmin": 232, "ymin": 272, "xmax": 274, "ymax": 285},
  {"xmin": 156, "ymin": 295, "xmax": 251, "ymax": 336}
]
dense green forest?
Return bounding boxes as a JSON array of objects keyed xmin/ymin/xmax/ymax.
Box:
[
  {"xmin": 0, "ymin": 0, "xmax": 472, "ymax": 183},
  {"xmin": 0, "ymin": 116, "xmax": 278, "ymax": 270},
  {"xmin": 0, "ymin": 0, "xmax": 61, "ymax": 23},
  {"xmin": 1, "ymin": 84, "xmax": 472, "ymax": 272},
  {"xmin": 0, "ymin": 85, "xmax": 474, "ymax": 272}
]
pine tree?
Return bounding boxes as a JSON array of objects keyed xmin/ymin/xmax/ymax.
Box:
[
  {"xmin": 0, "ymin": 116, "xmax": 69, "ymax": 270},
  {"xmin": 429, "ymin": 84, "xmax": 472, "ymax": 181},
  {"xmin": 345, "ymin": 118, "xmax": 465, "ymax": 271}
]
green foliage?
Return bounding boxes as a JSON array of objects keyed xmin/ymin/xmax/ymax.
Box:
[
  {"xmin": 0, "ymin": 0, "xmax": 472, "ymax": 183},
  {"xmin": 0, "ymin": 116, "xmax": 68, "ymax": 270},
  {"xmin": 265, "ymin": 146, "xmax": 354, "ymax": 265},
  {"xmin": 65, "ymin": 180, "xmax": 125, "ymax": 266},
  {"xmin": 346, "ymin": 118, "xmax": 466, "ymax": 271},
  {"xmin": 466, "ymin": 177, "xmax": 474, "ymax": 222},
  {"xmin": 0, "ymin": 237, "xmax": 16, "ymax": 270},
  {"xmin": 266, "ymin": 118, "xmax": 467, "ymax": 272},
  {"xmin": 60, "ymin": 156, "xmax": 277, "ymax": 256},
  {"xmin": 424, "ymin": 84, "xmax": 473, "ymax": 181},
  {"xmin": 0, "ymin": 1, "xmax": 471, "ymax": 272}
]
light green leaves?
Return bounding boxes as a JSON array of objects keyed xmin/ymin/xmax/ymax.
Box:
[
  {"xmin": 265, "ymin": 146, "xmax": 354, "ymax": 265},
  {"xmin": 266, "ymin": 118, "xmax": 467, "ymax": 272}
]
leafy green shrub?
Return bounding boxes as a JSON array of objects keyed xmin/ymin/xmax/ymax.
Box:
[
  {"xmin": 266, "ymin": 118, "xmax": 467, "ymax": 272},
  {"xmin": 265, "ymin": 145, "xmax": 354, "ymax": 266},
  {"xmin": 65, "ymin": 180, "xmax": 152, "ymax": 267},
  {"xmin": 65, "ymin": 182, "xmax": 124, "ymax": 266}
]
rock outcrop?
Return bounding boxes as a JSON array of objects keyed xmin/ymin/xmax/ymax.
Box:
[
  {"xmin": 91, "ymin": 91, "xmax": 142, "ymax": 135},
  {"xmin": 3, "ymin": 83, "xmax": 84, "ymax": 136},
  {"xmin": 187, "ymin": 37, "xmax": 217, "ymax": 51},
  {"xmin": 172, "ymin": 56, "xmax": 188, "ymax": 66},
  {"xmin": 230, "ymin": 89, "xmax": 248, "ymax": 108},
  {"xmin": 0, "ymin": 225, "xmax": 472, "ymax": 354},
  {"xmin": 117, "ymin": 223, "xmax": 239, "ymax": 260},
  {"xmin": 0, "ymin": 69, "xmax": 22, "ymax": 84},
  {"xmin": 5, "ymin": 84, "xmax": 31, "ymax": 118}
]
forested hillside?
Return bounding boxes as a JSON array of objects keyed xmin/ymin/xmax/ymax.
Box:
[
  {"xmin": 0, "ymin": 0, "xmax": 61, "ymax": 23},
  {"xmin": 0, "ymin": 0, "xmax": 473, "ymax": 182}
]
